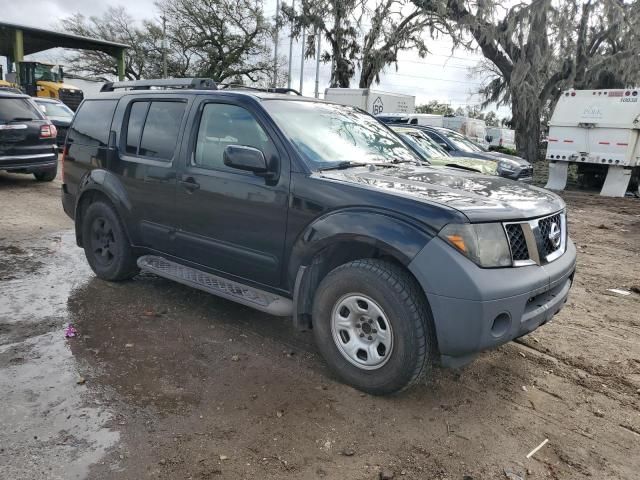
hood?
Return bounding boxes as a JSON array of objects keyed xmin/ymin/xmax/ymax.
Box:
[
  {"xmin": 483, "ymin": 151, "xmax": 531, "ymax": 167},
  {"xmin": 316, "ymin": 164, "xmax": 563, "ymax": 222},
  {"xmin": 37, "ymin": 81, "xmax": 81, "ymax": 91},
  {"xmin": 429, "ymin": 156, "xmax": 498, "ymax": 176}
]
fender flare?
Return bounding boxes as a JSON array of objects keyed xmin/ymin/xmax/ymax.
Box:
[
  {"xmin": 288, "ymin": 208, "xmax": 435, "ymax": 329},
  {"xmin": 74, "ymin": 169, "xmax": 134, "ymax": 246}
]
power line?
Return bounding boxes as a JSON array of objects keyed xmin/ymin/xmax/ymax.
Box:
[{"xmin": 382, "ymin": 71, "xmax": 482, "ymax": 85}]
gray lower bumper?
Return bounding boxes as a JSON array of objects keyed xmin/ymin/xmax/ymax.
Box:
[
  {"xmin": 409, "ymin": 237, "xmax": 576, "ymax": 367},
  {"xmin": 0, "ymin": 153, "xmax": 58, "ymax": 172}
]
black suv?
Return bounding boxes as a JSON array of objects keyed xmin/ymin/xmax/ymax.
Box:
[
  {"xmin": 1, "ymin": 91, "xmax": 58, "ymax": 181},
  {"xmin": 62, "ymin": 80, "xmax": 576, "ymax": 394}
]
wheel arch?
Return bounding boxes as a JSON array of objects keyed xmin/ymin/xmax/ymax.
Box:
[
  {"xmin": 289, "ymin": 209, "xmax": 434, "ymax": 330},
  {"xmin": 74, "ymin": 170, "xmax": 133, "ymax": 247}
]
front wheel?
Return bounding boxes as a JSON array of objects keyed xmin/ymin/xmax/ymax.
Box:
[{"xmin": 312, "ymin": 259, "xmax": 436, "ymax": 395}]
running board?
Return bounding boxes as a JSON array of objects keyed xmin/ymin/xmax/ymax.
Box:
[{"xmin": 137, "ymin": 255, "xmax": 293, "ymax": 316}]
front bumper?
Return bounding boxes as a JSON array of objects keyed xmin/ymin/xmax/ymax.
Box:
[{"xmin": 409, "ymin": 237, "xmax": 576, "ymax": 367}]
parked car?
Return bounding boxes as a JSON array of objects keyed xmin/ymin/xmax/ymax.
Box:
[
  {"xmin": 424, "ymin": 126, "xmax": 533, "ymax": 181},
  {"xmin": 377, "ymin": 113, "xmax": 444, "ymax": 127},
  {"xmin": 390, "ymin": 125, "xmax": 499, "ymax": 176},
  {"xmin": 378, "ymin": 118, "xmax": 532, "ymax": 181},
  {"xmin": 61, "ymin": 80, "xmax": 576, "ymax": 395},
  {"xmin": 0, "ymin": 91, "xmax": 58, "ymax": 181},
  {"xmin": 33, "ymin": 97, "xmax": 74, "ymax": 146}
]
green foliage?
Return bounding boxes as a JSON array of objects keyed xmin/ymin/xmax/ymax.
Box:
[
  {"xmin": 488, "ymin": 145, "xmax": 517, "ymax": 156},
  {"xmin": 61, "ymin": 0, "xmax": 276, "ymax": 84},
  {"xmin": 283, "ymin": 0, "xmax": 437, "ymax": 88},
  {"xmin": 61, "ymin": 7, "xmax": 161, "ymax": 80},
  {"xmin": 415, "ymin": 100, "xmax": 454, "ymax": 115},
  {"xmin": 415, "ymin": 0, "xmax": 640, "ymax": 162}
]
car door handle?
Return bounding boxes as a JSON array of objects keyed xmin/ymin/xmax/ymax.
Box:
[{"xmin": 179, "ymin": 177, "xmax": 200, "ymax": 191}]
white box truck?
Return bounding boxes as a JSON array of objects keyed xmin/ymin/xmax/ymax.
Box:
[
  {"xmin": 324, "ymin": 88, "xmax": 415, "ymax": 115},
  {"xmin": 442, "ymin": 116, "xmax": 488, "ymax": 147},
  {"xmin": 545, "ymin": 88, "xmax": 640, "ymax": 197},
  {"xmin": 486, "ymin": 127, "xmax": 516, "ymax": 150},
  {"xmin": 375, "ymin": 113, "xmax": 444, "ymax": 127}
]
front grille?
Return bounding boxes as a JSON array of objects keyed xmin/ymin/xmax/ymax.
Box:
[
  {"xmin": 503, "ymin": 211, "xmax": 566, "ymax": 266},
  {"xmin": 58, "ymin": 90, "xmax": 84, "ymax": 111},
  {"xmin": 505, "ymin": 224, "xmax": 529, "ymax": 261},
  {"xmin": 538, "ymin": 213, "xmax": 562, "ymax": 257},
  {"xmin": 518, "ymin": 167, "xmax": 533, "ymax": 178}
]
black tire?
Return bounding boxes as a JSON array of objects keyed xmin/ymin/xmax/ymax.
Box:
[
  {"xmin": 33, "ymin": 166, "xmax": 57, "ymax": 182},
  {"xmin": 312, "ymin": 259, "xmax": 436, "ymax": 395},
  {"xmin": 81, "ymin": 201, "xmax": 139, "ymax": 281}
]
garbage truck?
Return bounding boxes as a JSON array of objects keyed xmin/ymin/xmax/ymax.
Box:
[{"xmin": 545, "ymin": 88, "xmax": 640, "ymax": 197}]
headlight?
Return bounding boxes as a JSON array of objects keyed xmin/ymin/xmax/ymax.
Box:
[
  {"xmin": 497, "ymin": 161, "xmax": 515, "ymax": 174},
  {"xmin": 439, "ymin": 223, "xmax": 512, "ymax": 267}
]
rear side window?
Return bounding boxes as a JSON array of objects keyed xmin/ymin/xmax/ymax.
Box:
[
  {"xmin": 0, "ymin": 97, "xmax": 43, "ymax": 122},
  {"xmin": 124, "ymin": 101, "xmax": 186, "ymax": 161},
  {"xmin": 68, "ymin": 100, "xmax": 117, "ymax": 147}
]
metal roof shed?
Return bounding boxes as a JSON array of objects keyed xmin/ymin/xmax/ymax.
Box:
[{"xmin": 0, "ymin": 21, "xmax": 129, "ymax": 80}]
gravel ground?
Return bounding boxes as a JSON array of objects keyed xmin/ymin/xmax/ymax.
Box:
[{"xmin": 0, "ymin": 166, "xmax": 639, "ymax": 480}]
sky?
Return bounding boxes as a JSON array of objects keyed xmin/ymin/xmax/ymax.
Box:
[{"xmin": 0, "ymin": 0, "xmax": 507, "ymax": 117}]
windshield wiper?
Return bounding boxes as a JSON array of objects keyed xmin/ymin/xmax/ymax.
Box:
[{"xmin": 318, "ymin": 161, "xmax": 368, "ymax": 171}]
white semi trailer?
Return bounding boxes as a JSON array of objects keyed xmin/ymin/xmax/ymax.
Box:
[
  {"xmin": 324, "ymin": 88, "xmax": 415, "ymax": 115},
  {"xmin": 545, "ymin": 88, "xmax": 640, "ymax": 197}
]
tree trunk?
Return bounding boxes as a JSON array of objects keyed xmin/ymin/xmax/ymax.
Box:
[
  {"xmin": 512, "ymin": 97, "xmax": 541, "ymax": 163},
  {"xmin": 359, "ymin": 62, "xmax": 374, "ymax": 88}
]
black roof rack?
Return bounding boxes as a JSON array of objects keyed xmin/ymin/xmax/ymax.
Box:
[
  {"xmin": 100, "ymin": 78, "xmax": 217, "ymax": 92},
  {"xmin": 217, "ymin": 84, "xmax": 302, "ymax": 96}
]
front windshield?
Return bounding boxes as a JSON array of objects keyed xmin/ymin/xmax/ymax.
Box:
[
  {"xmin": 438, "ymin": 129, "xmax": 484, "ymax": 153},
  {"xmin": 36, "ymin": 101, "xmax": 73, "ymax": 118},
  {"xmin": 398, "ymin": 130, "xmax": 449, "ymax": 159},
  {"xmin": 33, "ymin": 64, "xmax": 61, "ymax": 82},
  {"xmin": 263, "ymin": 100, "xmax": 420, "ymax": 168}
]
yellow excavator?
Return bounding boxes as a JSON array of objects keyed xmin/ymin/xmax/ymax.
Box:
[{"xmin": 0, "ymin": 62, "xmax": 84, "ymax": 110}]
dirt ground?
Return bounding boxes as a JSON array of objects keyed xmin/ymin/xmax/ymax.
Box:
[{"xmin": 1, "ymin": 166, "xmax": 639, "ymax": 480}]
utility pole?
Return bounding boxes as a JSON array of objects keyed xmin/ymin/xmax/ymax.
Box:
[
  {"xmin": 299, "ymin": 26, "xmax": 305, "ymax": 94},
  {"xmin": 161, "ymin": 15, "xmax": 168, "ymax": 79},
  {"xmin": 273, "ymin": 0, "xmax": 281, "ymax": 87},
  {"xmin": 286, "ymin": 0, "xmax": 295, "ymax": 89},
  {"xmin": 314, "ymin": 28, "xmax": 321, "ymax": 99}
]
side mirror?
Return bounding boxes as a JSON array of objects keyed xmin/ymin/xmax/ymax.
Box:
[
  {"xmin": 39, "ymin": 105, "xmax": 47, "ymax": 113},
  {"xmin": 223, "ymin": 145, "xmax": 268, "ymax": 174},
  {"xmin": 439, "ymin": 142, "xmax": 450, "ymax": 151}
]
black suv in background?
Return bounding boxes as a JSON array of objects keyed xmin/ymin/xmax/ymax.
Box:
[
  {"xmin": 61, "ymin": 80, "xmax": 576, "ymax": 394},
  {"xmin": 0, "ymin": 91, "xmax": 58, "ymax": 181}
]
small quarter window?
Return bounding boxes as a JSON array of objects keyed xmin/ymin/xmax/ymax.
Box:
[{"xmin": 125, "ymin": 101, "xmax": 149, "ymax": 155}]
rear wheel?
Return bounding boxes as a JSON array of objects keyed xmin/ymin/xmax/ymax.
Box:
[
  {"xmin": 312, "ymin": 259, "xmax": 436, "ymax": 395},
  {"xmin": 33, "ymin": 166, "xmax": 57, "ymax": 182},
  {"xmin": 81, "ymin": 201, "xmax": 139, "ymax": 281}
]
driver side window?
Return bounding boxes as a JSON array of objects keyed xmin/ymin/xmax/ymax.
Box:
[{"xmin": 194, "ymin": 103, "xmax": 271, "ymax": 172}]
